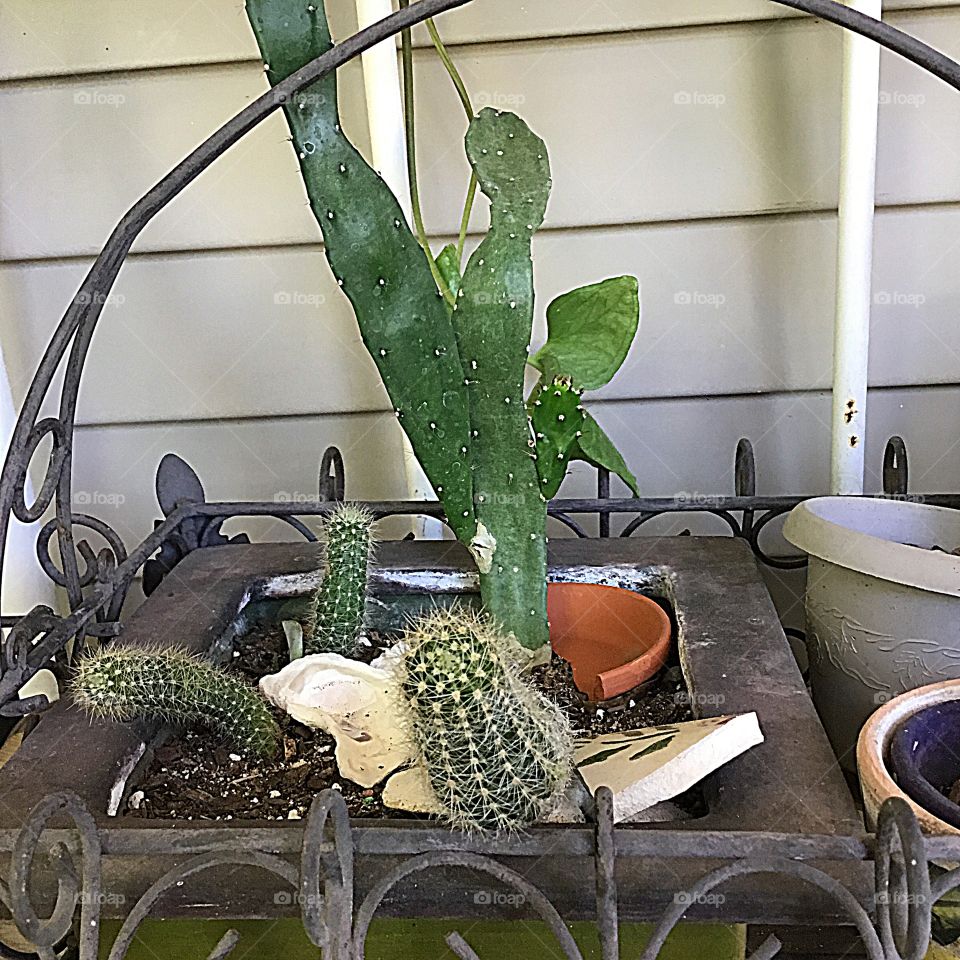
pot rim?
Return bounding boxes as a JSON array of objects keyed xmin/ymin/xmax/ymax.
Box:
[
  {"xmin": 783, "ymin": 496, "xmax": 960, "ymax": 598},
  {"xmin": 857, "ymin": 678, "xmax": 960, "ymax": 836}
]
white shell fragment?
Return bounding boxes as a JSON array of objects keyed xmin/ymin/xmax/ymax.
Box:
[
  {"xmin": 259, "ymin": 653, "xmax": 414, "ymax": 788},
  {"xmin": 382, "ymin": 765, "xmax": 443, "ymax": 814}
]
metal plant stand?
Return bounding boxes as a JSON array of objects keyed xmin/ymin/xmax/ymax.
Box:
[{"xmin": 5, "ymin": 1, "xmax": 960, "ymax": 957}]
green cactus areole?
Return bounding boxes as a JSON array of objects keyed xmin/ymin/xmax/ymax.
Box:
[
  {"xmin": 400, "ymin": 608, "xmax": 573, "ymax": 832},
  {"xmin": 71, "ymin": 646, "xmax": 280, "ymax": 757},
  {"xmin": 309, "ymin": 502, "xmax": 374, "ymax": 656}
]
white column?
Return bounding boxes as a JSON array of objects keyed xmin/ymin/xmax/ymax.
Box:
[
  {"xmin": 354, "ymin": 0, "xmax": 443, "ymax": 536},
  {"xmin": 0, "ymin": 341, "xmax": 54, "ymax": 618},
  {"xmin": 830, "ymin": 0, "xmax": 882, "ymax": 494}
]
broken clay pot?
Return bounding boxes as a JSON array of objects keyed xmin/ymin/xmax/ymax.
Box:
[{"xmin": 547, "ymin": 582, "xmax": 671, "ymax": 702}]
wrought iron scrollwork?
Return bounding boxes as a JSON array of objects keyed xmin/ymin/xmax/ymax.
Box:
[
  {"xmin": 142, "ymin": 454, "xmax": 251, "ymax": 597},
  {"xmin": 5, "ymin": 788, "xmax": 960, "ymax": 959}
]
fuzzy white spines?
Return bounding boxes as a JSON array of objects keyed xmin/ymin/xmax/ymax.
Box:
[
  {"xmin": 71, "ymin": 645, "xmax": 280, "ymax": 757},
  {"xmin": 308, "ymin": 503, "xmax": 375, "ymax": 656},
  {"xmin": 399, "ymin": 607, "xmax": 573, "ymax": 833}
]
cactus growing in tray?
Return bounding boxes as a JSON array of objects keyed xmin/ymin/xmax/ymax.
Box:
[
  {"xmin": 306, "ymin": 503, "xmax": 375, "ymax": 656},
  {"xmin": 399, "ymin": 607, "xmax": 573, "ymax": 832},
  {"xmin": 246, "ymin": 0, "xmax": 640, "ymax": 653},
  {"xmin": 72, "ymin": 646, "xmax": 280, "ymax": 757}
]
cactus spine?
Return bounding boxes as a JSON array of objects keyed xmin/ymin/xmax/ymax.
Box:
[
  {"xmin": 71, "ymin": 646, "xmax": 280, "ymax": 757},
  {"xmin": 308, "ymin": 503, "xmax": 374, "ymax": 655},
  {"xmin": 399, "ymin": 608, "xmax": 573, "ymax": 832}
]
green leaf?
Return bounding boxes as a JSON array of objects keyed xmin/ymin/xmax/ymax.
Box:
[
  {"xmin": 574, "ymin": 412, "xmax": 639, "ymax": 496},
  {"xmin": 531, "ymin": 276, "xmax": 639, "ymax": 389},
  {"xmin": 435, "ymin": 243, "xmax": 462, "ymax": 303}
]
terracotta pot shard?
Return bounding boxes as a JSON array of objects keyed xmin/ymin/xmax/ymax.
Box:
[{"xmin": 547, "ymin": 582, "xmax": 672, "ymax": 702}]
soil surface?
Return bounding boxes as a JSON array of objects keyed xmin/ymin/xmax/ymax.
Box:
[{"xmin": 126, "ymin": 620, "xmax": 695, "ymax": 823}]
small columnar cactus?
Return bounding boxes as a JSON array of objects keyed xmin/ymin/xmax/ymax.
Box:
[
  {"xmin": 308, "ymin": 503, "xmax": 375, "ymax": 656},
  {"xmin": 71, "ymin": 646, "xmax": 279, "ymax": 757},
  {"xmin": 399, "ymin": 608, "xmax": 573, "ymax": 832}
]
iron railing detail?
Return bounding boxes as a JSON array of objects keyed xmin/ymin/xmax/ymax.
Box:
[{"xmin": 1, "ymin": 788, "xmax": 957, "ymax": 960}]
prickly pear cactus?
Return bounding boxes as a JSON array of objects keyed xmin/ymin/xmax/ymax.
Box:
[
  {"xmin": 399, "ymin": 608, "xmax": 573, "ymax": 832},
  {"xmin": 528, "ymin": 376, "xmax": 586, "ymax": 499},
  {"xmin": 72, "ymin": 646, "xmax": 279, "ymax": 757},
  {"xmin": 308, "ymin": 503, "xmax": 374, "ymax": 655},
  {"xmin": 247, "ymin": 0, "xmax": 475, "ymax": 544},
  {"xmin": 453, "ymin": 107, "xmax": 553, "ymax": 651}
]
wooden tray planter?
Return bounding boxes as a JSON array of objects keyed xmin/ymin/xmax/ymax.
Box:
[{"xmin": 0, "ymin": 536, "xmax": 862, "ymax": 927}]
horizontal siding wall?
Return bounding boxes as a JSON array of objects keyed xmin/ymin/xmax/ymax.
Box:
[{"xmin": 3, "ymin": 1, "xmax": 960, "ymax": 628}]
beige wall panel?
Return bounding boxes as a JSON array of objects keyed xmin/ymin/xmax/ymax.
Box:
[
  {"xmin": 71, "ymin": 410, "xmax": 410, "ymax": 551},
  {"xmin": 0, "ymin": 59, "xmax": 368, "ymax": 260},
  {"xmin": 2, "ymin": 0, "xmax": 953, "ymax": 79},
  {"xmin": 6, "ymin": 12, "xmax": 960, "ymax": 259},
  {"xmin": 562, "ymin": 385, "xmax": 960, "ymax": 503},
  {"xmin": 6, "ymin": 203, "xmax": 960, "ymax": 426},
  {"xmin": 412, "ymin": 0, "xmax": 957, "ymax": 45},
  {"xmin": 0, "ymin": 246, "xmax": 389, "ymax": 423},
  {"xmin": 0, "ymin": 1, "xmax": 361, "ymax": 79}
]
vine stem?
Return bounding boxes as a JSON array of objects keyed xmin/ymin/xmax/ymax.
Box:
[
  {"xmin": 398, "ymin": 0, "xmax": 456, "ymax": 305},
  {"xmin": 425, "ymin": 17, "xmax": 477, "ymax": 266}
]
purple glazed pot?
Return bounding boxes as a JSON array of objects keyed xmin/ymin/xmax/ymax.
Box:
[{"xmin": 889, "ymin": 700, "xmax": 960, "ymax": 831}]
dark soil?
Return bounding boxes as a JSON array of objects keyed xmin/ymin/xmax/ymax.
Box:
[{"xmin": 126, "ymin": 620, "xmax": 695, "ymax": 824}]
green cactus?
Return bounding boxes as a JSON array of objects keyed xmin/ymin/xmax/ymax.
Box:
[
  {"xmin": 246, "ymin": 0, "xmax": 642, "ymax": 650},
  {"xmin": 528, "ymin": 376, "xmax": 586, "ymax": 499},
  {"xmin": 308, "ymin": 503, "xmax": 374, "ymax": 655},
  {"xmin": 399, "ymin": 608, "xmax": 573, "ymax": 832},
  {"xmin": 246, "ymin": 0, "xmax": 476, "ymax": 545},
  {"xmin": 451, "ymin": 107, "xmax": 553, "ymax": 651},
  {"xmin": 71, "ymin": 646, "xmax": 279, "ymax": 757}
]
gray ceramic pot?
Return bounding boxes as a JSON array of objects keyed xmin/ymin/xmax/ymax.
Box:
[{"xmin": 784, "ymin": 496, "xmax": 960, "ymax": 768}]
